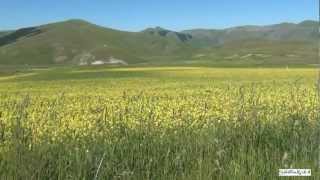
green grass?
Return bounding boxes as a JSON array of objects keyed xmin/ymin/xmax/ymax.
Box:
[{"xmin": 0, "ymin": 66, "xmax": 319, "ymax": 179}]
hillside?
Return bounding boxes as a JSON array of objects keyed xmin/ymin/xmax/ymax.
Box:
[
  {"xmin": 0, "ymin": 20, "xmax": 193, "ymax": 66},
  {"xmin": 0, "ymin": 31, "xmax": 12, "ymax": 38},
  {"xmin": 184, "ymin": 20, "xmax": 318, "ymax": 47},
  {"xmin": 0, "ymin": 19, "xmax": 318, "ymax": 66},
  {"xmin": 184, "ymin": 20, "xmax": 318, "ymax": 66}
]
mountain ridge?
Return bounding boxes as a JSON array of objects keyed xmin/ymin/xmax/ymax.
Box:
[{"xmin": 0, "ymin": 19, "xmax": 318, "ymax": 66}]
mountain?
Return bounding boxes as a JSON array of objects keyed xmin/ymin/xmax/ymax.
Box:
[
  {"xmin": 0, "ymin": 31, "xmax": 12, "ymax": 38},
  {"xmin": 142, "ymin": 27, "xmax": 192, "ymax": 42},
  {"xmin": 184, "ymin": 20, "xmax": 318, "ymax": 65},
  {"xmin": 0, "ymin": 19, "xmax": 318, "ymax": 66},
  {"xmin": 184, "ymin": 20, "xmax": 318, "ymax": 47},
  {"xmin": 0, "ymin": 20, "xmax": 193, "ymax": 66}
]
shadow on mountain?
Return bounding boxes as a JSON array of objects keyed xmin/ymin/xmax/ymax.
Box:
[
  {"xmin": 0, "ymin": 27, "xmax": 43, "ymax": 47},
  {"xmin": 143, "ymin": 27, "xmax": 193, "ymax": 42},
  {"xmin": 176, "ymin": 33, "xmax": 192, "ymax": 42}
]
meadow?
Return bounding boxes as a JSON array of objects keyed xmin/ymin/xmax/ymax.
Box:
[{"xmin": 0, "ymin": 66, "xmax": 319, "ymax": 179}]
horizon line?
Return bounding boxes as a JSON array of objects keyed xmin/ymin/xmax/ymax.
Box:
[{"xmin": 0, "ymin": 18, "xmax": 318, "ymax": 33}]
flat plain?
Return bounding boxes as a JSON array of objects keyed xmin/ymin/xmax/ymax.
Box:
[{"xmin": 0, "ymin": 66, "xmax": 319, "ymax": 179}]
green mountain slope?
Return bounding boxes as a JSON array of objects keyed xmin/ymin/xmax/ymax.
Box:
[
  {"xmin": 0, "ymin": 31, "xmax": 13, "ymax": 38},
  {"xmin": 185, "ymin": 20, "xmax": 318, "ymax": 65},
  {"xmin": 0, "ymin": 20, "xmax": 193, "ymax": 65},
  {"xmin": 184, "ymin": 20, "xmax": 318, "ymax": 47},
  {"xmin": 0, "ymin": 19, "xmax": 318, "ymax": 66}
]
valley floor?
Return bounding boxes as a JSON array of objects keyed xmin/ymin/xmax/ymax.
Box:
[{"xmin": 0, "ymin": 66, "xmax": 319, "ymax": 179}]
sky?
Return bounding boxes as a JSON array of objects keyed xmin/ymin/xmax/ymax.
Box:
[{"xmin": 0, "ymin": 0, "xmax": 318, "ymax": 31}]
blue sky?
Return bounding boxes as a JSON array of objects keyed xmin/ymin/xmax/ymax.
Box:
[{"xmin": 0, "ymin": 0, "xmax": 318, "ymax": 31}]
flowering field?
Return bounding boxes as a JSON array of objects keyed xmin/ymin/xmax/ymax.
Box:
[{"xmin": 0, "ymin": 67, "xmax": 319, "ymax": 179}]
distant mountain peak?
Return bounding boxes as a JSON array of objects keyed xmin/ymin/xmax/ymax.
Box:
[
  {"xmin": 46, "ymin": 19, "xmax": 97, "ymax": 29},
  {"xmin": 154, "ymin": 26, "xmax": 166, "ymax": 30},
  {"xmin": 298, "ymin": 20, "xmax": 318, "ymax": 26},
  {"xmin": 142, "ymin": 26, "xmax": 169, "ymax": 34},
  {"xmin": 142, "ymin": 27, "xmax": 192, "ymax": 42},
  {"xmin": 64, "ymin": 19, "xmax": 91, "ymax": 24}
]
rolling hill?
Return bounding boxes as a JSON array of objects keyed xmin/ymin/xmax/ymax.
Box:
[
  {"xmin": 184, "ymin": 20, "xmax": 318, "ymax": 66},
  {"xmin": 0, "ymin": 31, "xmax": 12, "ymax": 38},
  {"xmin": 0, "ymin": 19, "xmax": 318, "ymax": 66},
  {"xmin": 184, "ymin": 20, "xmax": 318, "ymax": 47},
  {"xmin": 0, "ymin": 20, "xmax": 193, "ymax": 66}
]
